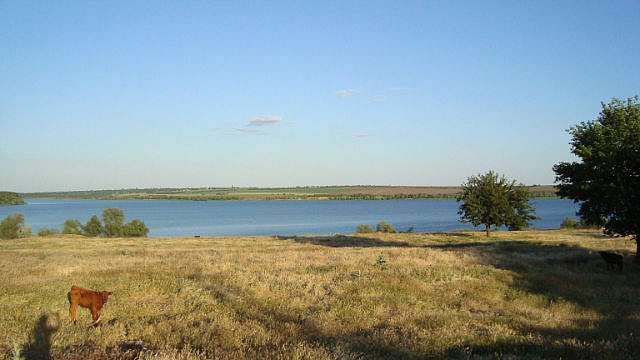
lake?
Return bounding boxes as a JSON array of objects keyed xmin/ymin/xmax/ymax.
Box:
[{"xmin": 0, "ymin": 198, "xmax": 579, "ymax": 237}]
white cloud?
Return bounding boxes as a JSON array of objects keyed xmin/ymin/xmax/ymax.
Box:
[
  {"xmin": 247, "ymin": 116, "xmax": 282, "ymax": 126},
  {"xmin": 233, "ymin": 128, "xmax": 268, "ymax": 135},
  {"xmin": 336, "ymin": 89, "xmax": 357, "ymax": 98}
]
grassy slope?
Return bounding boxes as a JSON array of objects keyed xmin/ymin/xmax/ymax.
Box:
[
  {"xmin": 23, "ymin": 185, "xmax": 557, "ymax": 201},
  {"xmin": 1, "ymin": 230, "xmax": 638, "ymax": 359}
]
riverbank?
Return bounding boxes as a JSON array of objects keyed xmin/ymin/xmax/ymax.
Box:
[
  {"xmin": 2, "ymin": 229, "xmax": 638, "ymax": 359},
  {"xmin": 23, "ymin": 185, "xmax": 558, "ymax": 201}
]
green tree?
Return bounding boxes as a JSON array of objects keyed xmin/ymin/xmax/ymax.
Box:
[
  {"xmin": 505, "ymin": 185, "xmax": 537, "ymax": 230},
  {"xmin": 376, "ymin": 221, "xmax": 397, "ymax": 233},
  {"xmin": 553, "ymin": 96, "xmax": 640, "ymax": 261},
  {"xmin": 0, "ymin": 213, "xmax": 31, "ymax": 239},
  {"xmin": 123, "ymin": 219, "xmax": 149, "ymax": 237},
  {"xmin": 82, "ymin": 215, "xmax": 104, "ymax": 237},
  {"xmin": 356, "ymin": 224, "xmax": 374, "ymax": 234},
  {"xmin": 62, "ymin": 219, "xmax": 83, "ymax": 235},
  {"xmin": 458, "ymin": 171, "xmax": 536, "ymax": 237},
  {"xmin": 102, "ymin": 208, "xmax": 125, "ymax": 237}
]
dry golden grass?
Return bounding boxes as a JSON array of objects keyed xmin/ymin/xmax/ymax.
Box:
[{"xmin": 1, "ymin": 230, "xmax": 639, "ymax": 359}]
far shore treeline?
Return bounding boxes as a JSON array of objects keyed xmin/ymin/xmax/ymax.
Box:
[{"xmin": 20, "ymin": 185, "xmax": 558, "ymax": 201}]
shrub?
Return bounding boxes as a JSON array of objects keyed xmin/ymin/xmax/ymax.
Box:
[
  {"xmin": 123, "ymin": 219, "xmax": 149, "ymax": 237},
  {"xmin": 356, "ymin": 224, "xmax": 374, "ymax": 234},
  {"xmin": 0, "ymin": 214, "xmax": 31, "ymax": 239},
  {"xmin": 103, "ymin": 208, "xmax": 125, "ymax": 237},
  {"xmin": 38, "ymin": 227, "xmax": 60, "ymax": 237},
  {"xmin": 62, "ymin": 219, "xmax": 83, "ymax": 234},
  {"xmin": 560, "ymin": 217, "xmax": 600, "ymax": 230},
  {"xmin": 83, "ymin": 215, "xmax": 104, "ymax": 237},
  {"xmin": 561, "ymin": 217, "xmax": 579, "ymax": 229},
  {"xmin": 376, "ymin": 221, "xmax": 396, "ymax": 233},
  {"xmin": 400, "ymin": 226, "xmax": 415, "ymax": 233}
]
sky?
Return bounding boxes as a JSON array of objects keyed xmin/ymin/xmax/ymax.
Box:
[{"xmin": 1, "ymin": 1, "xmax": 639, "ymax": 192}]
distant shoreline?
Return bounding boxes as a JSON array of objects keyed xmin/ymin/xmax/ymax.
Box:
[{"xmin": 23, "ymin": 185, "xmax": 558, "ymax": 201}]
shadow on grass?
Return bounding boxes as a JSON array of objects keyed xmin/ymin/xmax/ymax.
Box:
[
  {"xmin": 437, "ymin": 240, "xmax": 640, "ymax": 359},
  {"xmin": 277, "ymin": 234, "xmax": 418, "ymax": 248},
  {"xmin": 21, "ymin": 313, "xmax": 58, "ymax": 360},
  {"xmin": 223, "ymin": 238, "xmax": 640, "ymax": 359}
]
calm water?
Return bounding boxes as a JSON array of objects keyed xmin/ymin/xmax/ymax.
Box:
[{"xmin": 0, "ymin": 198, "xmax": 579, "ymax": 237}]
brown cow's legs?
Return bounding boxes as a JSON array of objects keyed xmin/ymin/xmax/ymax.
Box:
[
  {"xmin": 69, "ymin": 302, "xmax": 77, "ymax": 322},
  {"xmin": 90, "ymin": 307, "xmax": 101, "ymax": 326}
]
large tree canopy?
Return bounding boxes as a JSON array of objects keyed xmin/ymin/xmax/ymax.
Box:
[
  {"xmin": 553, "ymin": 97, "xmax": 640, "ymax": 260},
  {"xmin": 458, "ymin": 171, "xmax": 536, "ymax": 236}
]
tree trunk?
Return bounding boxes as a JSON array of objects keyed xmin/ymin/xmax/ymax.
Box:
[
  {"xmin": 485, "ymin": 224, "xmax": 490, "ymax": 237},
  {"xmin": 635, "ymin": 236, "xmax": 640, "ymax": 264}
]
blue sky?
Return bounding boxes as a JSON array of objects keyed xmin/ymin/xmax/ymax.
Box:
[{"xmin": 1, "ymin": 1, "xmax": 639, "ymax": 192}]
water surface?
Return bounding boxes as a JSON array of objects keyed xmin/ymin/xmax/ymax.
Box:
[{"xmin": 0, "ymin": 198, "xmax": 579, "ymax": 237}]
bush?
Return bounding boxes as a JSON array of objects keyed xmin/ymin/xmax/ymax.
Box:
[
  {"xmin": 62, "ymin": 219, "xmax": 83, "ymax": 235},
  {"xmin": 400, "ymin": 226, "xmax": 415, "ymax": 233},
  {"xmin": 123, "ymin": 219, "xmax": 149, "ymax": 237},
  {"xmin": 376, "ymin": 221, "xmax": 396, "ymax": 233},
  {"xmin": 560, "ymin": 217, "xmax": 579, "ymax": 229},
  {"xmin": 0, "ymin": 214, "xmax": 31, "ymax": 239},
  {"xmin": 38, "ymin": 228, "xmax": 60, "ymax": 237},
  {"xmin": 356, "ymin": 224, "xmax": 374, "ymax": 234},
  {"xmin": 560, "ymin": 217, "xmax": 600, "ymax": 230},
  {"xmin": 83, "ymin": 215, "xmax": 103, "ymax": 237},
  {"xmin": 375, "ymin": 254, "xmax": 388, "ymax": 269},
  {"xmin": 103, "ymin": 208, "xmax": 125, "ymax": 237}
]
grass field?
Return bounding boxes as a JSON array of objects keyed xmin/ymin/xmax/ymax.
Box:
[
  {"xmin": 23, "ymin": 185, "xmax": 557, "ymax": 201},
  {"xmin": 1, "ymin": 230, "xmax": 639, "ymax": 359}
]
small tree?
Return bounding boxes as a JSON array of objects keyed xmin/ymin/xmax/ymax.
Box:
[
  {"xmin": 458, "ymin": 171, "xmax": 536, "ymax": 237},
  {"xmin": 356, "ymin": 224, "xmax": 374, "ymax": 233},
  {"xmin": 103, "ymin": 208, "xmax": 125, "ymax": 237},
  {"xmin": 560, "ymin": 217, "xmax": 579, "ymax": 229},
  {"xmin": 505, "ymin": 185, "xmax": 537, "ymax": 230},
  {"xmin": 554, "ymin": 97, "xmax": 640, "ymax": 261},
  {"xmin": 62, "ymin": 219, "xmax": 83, "ymax": 235},
  {"xmin": 0, "ymin": 214, "xmax": 31, "ymax": 239},
  {"xmin": 376, "ymin": 221, "xmax": 396, "ymax": 233},
  {"xmin": 83, "ymin": 215, "xmax": 103, "ymax": 237},
  {"xmin": 123, "ymin": 219, "xmax": 149, "ymax": 237}
]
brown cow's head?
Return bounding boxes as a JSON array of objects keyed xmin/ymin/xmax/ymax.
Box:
[{"xmin": 101, "ymin": 291, "xmax": 113, "ymax": 304}]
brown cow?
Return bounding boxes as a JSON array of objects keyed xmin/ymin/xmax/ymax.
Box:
[{"xmin": 68, "ymin": 286, "xmax": 113, "ymax": 326}]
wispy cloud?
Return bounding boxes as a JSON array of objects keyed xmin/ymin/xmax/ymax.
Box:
[
  {"xmin": 247, "ymin": 115, "xmax": 281, "ymax": 126},
  {"xmin": 336, "ymin": 89, "xmax": 357, "ymax": 98}
]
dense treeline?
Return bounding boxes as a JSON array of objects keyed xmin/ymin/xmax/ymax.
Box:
[{"xmin": 0, "ymin": 192, "xmax": 25, "ymax": 206}]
